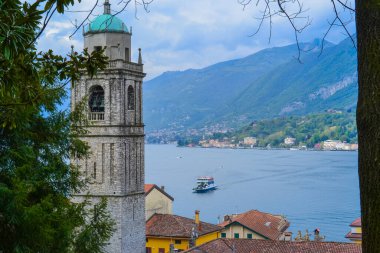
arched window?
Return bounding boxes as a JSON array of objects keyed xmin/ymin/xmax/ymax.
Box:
[
  {"xmin": 127, "ymin": 85, "xmax": 135, "ymax": 110},
  {"xmin": 89, "ymin": 85, "xmax": 104, "ymax": 112}
]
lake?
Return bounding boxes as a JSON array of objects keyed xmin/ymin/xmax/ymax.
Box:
[{"xmin": 145, "ymin": 144, "xmax": 360, "ymax": 242}]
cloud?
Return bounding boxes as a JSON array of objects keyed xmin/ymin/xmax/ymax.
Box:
[{"xmin": 37, "ymin": 0, "xmax": 356, "ymax": 79}]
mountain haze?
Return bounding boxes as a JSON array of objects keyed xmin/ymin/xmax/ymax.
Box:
[{"xmin": 144, "ymin": 38, "xmax": 357, "ymax": 131}]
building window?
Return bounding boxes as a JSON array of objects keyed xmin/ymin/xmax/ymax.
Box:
[
  {"xmin": 234, "ymin": 233, "xmax": 239, "ymax": 239},
  {"xmin": 125, "ymin": 48, "xmax": 130, "ymax": 62},
  {"xmin": 175, "ymin": 239, "xmax": 181, "ymax": 244},
  {"xmin": 145, "ymin": 247, "xmax": 152, "ymax": 253},
  {"xmin": 158, "ymin": 249, "xmax": 165, "ymax": 253},
  {"xmin": 221, "ymin": 233, "xmax": 226, "ymax": 238},
  {"xmin": 89, "ymin": 85, "xmax": 105, "ymax": 112},
  {"xmin": 247, "ymin": 233, "xmax": 253, "ymax": 239},
  {"xmin": 94, "ymin": 46, "xmax": 102, "ymax": 52},
  {"xmin": 127, "ymin": 85, "xmax": 135, "ymax": 110}
]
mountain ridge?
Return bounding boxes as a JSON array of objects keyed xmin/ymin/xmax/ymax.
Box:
[{"xmin": 143, "ymin": 38, "xmax": 356, "ymax": 132}]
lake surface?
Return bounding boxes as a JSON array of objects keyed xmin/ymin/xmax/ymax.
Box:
[{"xmin": 145, "ymin": 144, "xmax": 360, "ymax": 242}]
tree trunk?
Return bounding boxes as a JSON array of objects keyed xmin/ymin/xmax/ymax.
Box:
[{"xmin": 355, "ymin": 1, "xmax": 380, "ymax": 252}]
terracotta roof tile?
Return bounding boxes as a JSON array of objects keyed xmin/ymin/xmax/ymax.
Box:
[
  {"xmin": 184, "ymin": 238, "xmax": 362, "ymax": 253},
  {"xmin": 219, "ymin": 210, "xmax": 289, "ymax": 240},
  {"xmin": 350, "ymin": 217, "xmax": 361, "ymax": 227},
  {"xmin": 145, "ymin": 184, "xmax": 155, "ymax": 193},
  {"xmin": 345, "ymin": 232, "xmax": 362, "ymax": 239},
  {"xmin": 146, "ymin": 213, "xmax": 222, "ymax": 238}
]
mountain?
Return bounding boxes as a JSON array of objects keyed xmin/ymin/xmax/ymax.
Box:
[{"xmin": 143, "ymin": 38, "xmax": 357, "ymax": 132}]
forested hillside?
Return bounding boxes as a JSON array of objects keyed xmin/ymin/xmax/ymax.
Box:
[
  {"xmin": 225, "ymin": 113, "xmax": 357, "ymax": 148},
  {"xmin": 177, "ymin": 113, "xmax": 357, "ymax": 148},
  {"xmin": 144, "ymin": 38, "xmax": 357, "ymax": 132}
]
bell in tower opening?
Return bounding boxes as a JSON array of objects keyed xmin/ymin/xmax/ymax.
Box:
[{"xmin": 71, "ymin": 1, "xmax": 146, "ymax": 252}]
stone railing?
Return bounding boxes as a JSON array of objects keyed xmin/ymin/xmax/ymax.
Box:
[
  {"xmin": 88, "ymin": 112, "xmax": 105, "ymax": 121},
  {"xmin": 108, "ymin": 60, "xmax": 143, "ymax": 72}
]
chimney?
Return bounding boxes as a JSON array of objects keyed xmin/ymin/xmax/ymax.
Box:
[
  {"xmin": 195, "ymin": 210, "xmax": 201, "ymax": 231},
  {"xmin": 284, "ymin": 231, "xmax": 293, "ymax": 241},
  {"xmin": 161, "ymin": 185, "xmax": 165, "ymax": 191}
]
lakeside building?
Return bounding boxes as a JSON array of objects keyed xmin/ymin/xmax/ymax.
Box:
[
  {"xmin": 71, "ymin": 1, "xmax": 146, "ymax": 252},
  {"xmin": 345, "ymin": 218, "xmax": 362, "ymax": 244},
  {"xmin": 184, "ymin": 238, "xmax": 362, "ymax": 253},
  {"xmin": 243, "ymin": 137, "xmax": 257, "ymax": 146},
  {"xmin": 322, "ymin": 140, "xmax": 358, "ymax": 151},
  {"xmin": 219, "ymin": 210, "xmax": 290, "ymax": 241},
  {"xmin": 145, "ymin": 184, "xmax": 174, "ymax": 220},
  {"xmin": 146, "ymin": 211, "xmax": 222, "ymax": 253},
  {"xmin": 199, "ymin": 139, "xmax": 237, "ymax": 148},
  {"xmin": 284, "ymin": 137, "xmax": 296, "ymax": 145}
]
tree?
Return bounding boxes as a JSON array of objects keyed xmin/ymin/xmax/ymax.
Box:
[
  {"xmin": 236, "ymin": 0, "xmax": 377, "ymax": 252},
  {"xmin": 355, "ymin": 2, "xmax": 380, "ymax": 252},
  {"xmin": 0, "ymin": 0, "xmax": 115, "ymax": 252}
]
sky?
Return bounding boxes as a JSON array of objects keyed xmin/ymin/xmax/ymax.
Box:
[{"xmin": 37, "ymin": 0, "xmax": 356, "ymax": 80}]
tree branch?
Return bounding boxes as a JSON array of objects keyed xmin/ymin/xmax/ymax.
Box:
[
  {"xmin": 69, "ymin": 0, "xmax": 99, "ymax": 38},
  {"xmin": 240, "ymin": 0, "xmax": 355, "ymax": 60}
]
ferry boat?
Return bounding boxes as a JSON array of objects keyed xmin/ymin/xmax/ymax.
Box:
[{"xmin": 193, "ymin": 176, "xmax": 217, "ymax": 193}]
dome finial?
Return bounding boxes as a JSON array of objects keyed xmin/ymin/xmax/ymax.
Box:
[
  {"xmin": 138, "ymin": 48, "xmax": 142, "ymax": 64},
  {"xmin": 104, "ymin": 0, "xmax": 111, "ymax": 14}
]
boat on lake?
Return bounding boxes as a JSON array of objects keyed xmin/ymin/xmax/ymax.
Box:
[{"xmin": 193, "ymin": 176, "xmax": 217, "ymax": 193}]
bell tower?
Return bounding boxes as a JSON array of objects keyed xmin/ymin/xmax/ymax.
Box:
[{"xmin": 71, "ymin": 1, "xmax": 146, "ymax": 252}]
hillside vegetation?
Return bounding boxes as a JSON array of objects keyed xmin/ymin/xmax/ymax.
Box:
[
  {"xmin": 144, "ymin": 38, "xmax": 357, "ymax": 132},
  {"xmin": 178, "ymin": 113, "xmax": 357, "ymax": 148},
  {"xmin": 229, "ymin": 113, "xmax": 357, "ymax": 148}
]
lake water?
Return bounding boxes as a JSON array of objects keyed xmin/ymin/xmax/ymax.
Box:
[{"xmin": 145, "ymin": 144, "xmax": 360, "ymax": 242}]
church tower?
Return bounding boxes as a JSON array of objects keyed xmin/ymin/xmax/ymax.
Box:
[{"xmin": 71, "ymin": 1, "xmax": 145, "ymax": 252}]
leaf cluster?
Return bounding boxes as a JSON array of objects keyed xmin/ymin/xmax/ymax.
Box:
[{"xmin": 0, "ymin": 1, "xmax": 113, "ymax": 252}]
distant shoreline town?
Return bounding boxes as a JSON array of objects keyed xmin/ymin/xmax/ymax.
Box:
[
  {"xmin": 185, "ymin": 137, "xmax": 358, "ymax": 151},
  {"xmin": 147, "ymin": 112, "xmax": 358, "ymax": 151}
]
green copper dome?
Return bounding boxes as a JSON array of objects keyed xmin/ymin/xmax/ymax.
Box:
[{"xmin": 85, "ymin": 14, "xmax": 129, "ymax": 33}]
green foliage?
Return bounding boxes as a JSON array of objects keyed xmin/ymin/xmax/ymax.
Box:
[
  {"xmin": 0, "ymin": 1, "xmax": 114, "ymax": 252},
  {"xmin": 216, "ymin": 113, "xmax": 357, "ymax": 148},
  {"xmin": 71, "ymin": 198, "xmax": 116, "ymax": 253},
  {"xmin": 176, "ymin": 135, "xmax": 201, "ymax": 146},
  {"xmin": 144, "ymin": 38, "xmax": 357, "ymax": 132}
]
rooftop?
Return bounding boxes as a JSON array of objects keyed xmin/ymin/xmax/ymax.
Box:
[
  {"xmin": 144, "ymin": 184, "xmax": 155, "ymax": 193},
  {"xmin": 219, "ymin": 210, "xmax": 289, "ymax": 240},
  {"xmin": 184, "ymin": 238, "xmax": 362, "ymax": 253},
  {"xmin": 84, "ymin": 1, "xmax": 129, "ymax": 34},
  {"xmin": 85, "ymin": 14, "xmax": 129, "ymax": 34},
  {"xmin": 350, "ymin": 217, "xmax": 361, "ymax": 227},
  {"xmin": 144, "ymin": 184, "xmax": 174, "ymax": 201},
  {"xmin": 146, "ymin": 213, "xmax": 221, "ymax": 238},
  {"xmin": 345, "ymin": 231, "xmax": 362, "ymax": 240}
]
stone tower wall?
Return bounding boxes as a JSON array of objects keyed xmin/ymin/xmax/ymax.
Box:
[
  {"xmin": 84, "ymin": 32, "xmax": 132, "ymax": 61},
  {"xmin": 72, "ymin": 64, "xmax": 145, "ymax": 252},
  {"xmin": 73, "ymin": 194, "xmax": 145, "ymax": 253}
]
